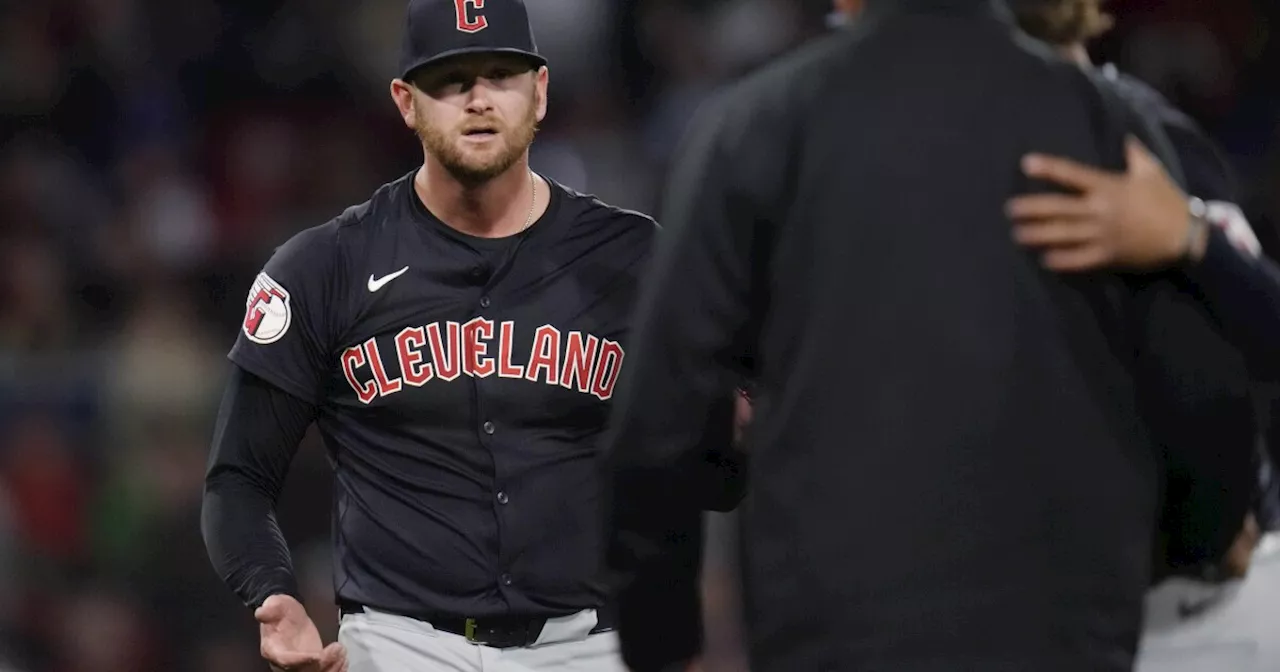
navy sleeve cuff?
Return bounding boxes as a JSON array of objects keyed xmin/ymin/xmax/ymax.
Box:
[
  {"xmin": 246, "ymin": 572, "xmax": 303, "ymax": 610},
  {"xmin": 1182, "ymin": 226, "xmax": 1280, "ymax": 378}
]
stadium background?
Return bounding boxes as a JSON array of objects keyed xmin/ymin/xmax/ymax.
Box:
[{"xmin": 0, "ymin": 0, "xmax": 1276, "ymax": 670}]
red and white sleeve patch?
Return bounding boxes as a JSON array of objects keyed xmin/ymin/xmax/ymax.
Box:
[
  {"xmin": 1204, "ymin": 201, "xmax": 1262, "ymax": 259},
  {"xmin": 242, "ymin": 272, "xmax": 293, "ymax": 344}
]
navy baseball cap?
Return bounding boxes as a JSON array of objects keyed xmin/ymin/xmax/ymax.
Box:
[{"xmin": 398, "ymin": 0, "xmax": 547, "ymax": 81}]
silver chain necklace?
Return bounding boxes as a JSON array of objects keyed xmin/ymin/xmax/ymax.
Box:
[{"xmin": 519, "ymin": 171, "xmax": 537, "ymax": 234}]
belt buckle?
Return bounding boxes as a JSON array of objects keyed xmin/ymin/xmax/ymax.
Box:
[{"xmin": 464, "ymin": 617, "xmax": 479, "ymax": 643}]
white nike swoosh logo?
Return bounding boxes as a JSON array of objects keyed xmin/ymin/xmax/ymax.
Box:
[{"xmin": 368, "ymin": 266, "xmax": 410, "ymax": 292}]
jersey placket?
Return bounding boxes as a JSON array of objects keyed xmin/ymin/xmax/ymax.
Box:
[{"xmin": 467, "ymin": 249, "xmax": 520, "ymax": 600}]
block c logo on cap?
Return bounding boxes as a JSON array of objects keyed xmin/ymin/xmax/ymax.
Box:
[{"xmin": 454, "ymin": 0, "xmax": 488, "ymax": 33}]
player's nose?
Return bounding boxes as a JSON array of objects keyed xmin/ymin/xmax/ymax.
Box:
[{"xmin": 463, "ymin": 83, "xmax": 497, "ymax": 114}]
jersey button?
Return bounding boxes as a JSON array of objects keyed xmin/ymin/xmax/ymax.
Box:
[
  {"xmin": 496, "ymin": 491, "xmax": 509, "ymax": 505},
  {"xmin": 479, "ymin": 296, "xmax": 491, "ymax": 308},
  {"xmin": 500, "ymin": 573, "xmax": 513, "ymax": 586},
  {"xmin": 482, "ymin": 421, "xmax": 495, "ymax": 435}
]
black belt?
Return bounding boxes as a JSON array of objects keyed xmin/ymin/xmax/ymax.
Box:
[{"xmin": 338, "ymin": 601, "xmax": 616, "ymax": 649}]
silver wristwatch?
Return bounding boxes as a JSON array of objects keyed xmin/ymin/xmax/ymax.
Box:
[{"xmin": 1183, "ymin": 196, "xmax": 1211, "ymax": 262}]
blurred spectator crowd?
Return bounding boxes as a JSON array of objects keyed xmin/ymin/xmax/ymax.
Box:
[{"xmin": 0, "ymin": 1, "xmax": 1276, "ymax": 671}]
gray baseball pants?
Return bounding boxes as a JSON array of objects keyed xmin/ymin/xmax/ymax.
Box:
[{"xmin": 339, "ymin": 606, "xmax": 628, "ymax": 672}]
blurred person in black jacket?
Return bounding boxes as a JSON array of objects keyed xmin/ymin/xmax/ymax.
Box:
[{"xmin": 602, "ymin": 1, "xmax": 1257, "ymax": 670}]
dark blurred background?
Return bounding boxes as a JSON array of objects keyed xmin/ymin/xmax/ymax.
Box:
[{"xmin": 0, "ymin": 1, "xmax": 1276, "ymax": 671}]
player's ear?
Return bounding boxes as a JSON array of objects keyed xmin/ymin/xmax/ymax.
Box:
[
  {"xmin": 534, "ymin": 66, "xmax": 549, "ymax": 123},
  {"xmin": 389, "ymin": 79, "xmax": 418, "ymax": 129}
]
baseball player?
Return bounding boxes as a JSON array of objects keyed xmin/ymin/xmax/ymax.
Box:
[
  {"xmin": 974, "ymin": 1, "xmax": 1280, "ymax": 668},
  {"xmin": 200, "ymin": 1, "xmax": 743, "ymax": 671},
  {"xmin": 996, "ymin": 0, "xmax": 1280, "ymax": 370},
  {"xmin": 992, "ymin": 0, "xmax": 1280, "ymax": 556}
]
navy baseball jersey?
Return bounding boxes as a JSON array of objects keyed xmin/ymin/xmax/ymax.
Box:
[
  {"xmin": 229, "ymin": 171, "xmax": 656, "ymax": 618},
  {"xmin": 1097, "ymin": 64, "xmax": 1270, "ymax": 575}
]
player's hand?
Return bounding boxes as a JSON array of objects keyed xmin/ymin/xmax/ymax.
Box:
[
  {"xmin": 1006, "ymin": 137, "xmax": 1199, "ymax": 272},
  {"xmin": 256, "ymin": 594, "xmax": 347, "ymax": 672},
  {"xmin": 733, "ymin": 390, "xmax": 753, "ymax": 448},
  {"xmin": 1223, "ymin": 514, "xmax": 1261, "ymax": 579}
]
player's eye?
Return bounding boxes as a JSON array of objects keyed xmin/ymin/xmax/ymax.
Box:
[
  {"xmin": 418, "ymin": 73, "xmax": 472, "ymax": 95},
  {"xmin": 474, "ymin": 67, "xmax": 517, "ymax": 84}
]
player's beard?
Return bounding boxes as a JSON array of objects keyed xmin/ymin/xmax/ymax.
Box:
[{"xmin": 417, "ymin": 97, "xmax": 539, "ymax": 187}]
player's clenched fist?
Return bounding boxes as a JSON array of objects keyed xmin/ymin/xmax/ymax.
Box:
[
  {"xmin": 256, "ymin": 594, "xmax": 347, "ymax": 672},
  {"xmin": 732, "ymin": 389, "xmax": 753, "ymax": 448}
]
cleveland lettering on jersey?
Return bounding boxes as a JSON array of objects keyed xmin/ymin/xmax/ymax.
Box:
[
  {"xmin": 340, "ymin": 320, "xmax": 625, "ymax": 403},
  {"xmin": 223, "ymin": 171, "xmax": 659, "ymax": 621}
]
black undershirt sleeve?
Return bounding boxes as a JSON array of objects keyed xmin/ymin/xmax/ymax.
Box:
[{"xmin": 201, "ymin": 364, "xmax": 318, "ymax": 609}]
